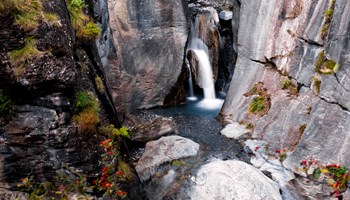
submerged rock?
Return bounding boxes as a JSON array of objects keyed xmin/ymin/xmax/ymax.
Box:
[
  {"xmin": 185, "ymin": 160, "xmax": 282, "ymax": 200},
  {"xmin": 135, "ymin": 136, "xmax": 200, "ymax": 182}
]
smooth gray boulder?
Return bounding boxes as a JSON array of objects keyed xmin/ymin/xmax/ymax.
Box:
[
  {"xmin": 187, "ymin": 160, "xmax": 282, "ymax": 200},
  {"xmin": 220, "ymin": 122, "xmax": 251, "ymax": 139},
  {"xmin": 135, "ymin": 136, "xmax": 200, "ymax": 181}
]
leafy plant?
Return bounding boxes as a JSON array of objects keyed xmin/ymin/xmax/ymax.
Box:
[
  {"xmin": 300, "ymin": 160, "xmax": 349, "ymax": 198},
  {"xmin": 75, "ymin": 91, "xmax": 99, "ymax": 112},
  {"xmin": 17, "ymin": 175, "xmax": 93, "ymax": 200}
]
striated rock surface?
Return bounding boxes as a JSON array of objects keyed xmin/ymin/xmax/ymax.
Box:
[
  {"xmin": 135, "ymin": 136, "xmax": 200, "ymax": 182},
  {"xmin": 220, "ymin": 0, "xmax": 350, "ymax": 198},
  {"xmin": 184, "ymin": 160, "xmax": 282, "ymax": 200},
  {"xmin": 106, "ymin": 0, "xmax": 188, "ymax": 112}
]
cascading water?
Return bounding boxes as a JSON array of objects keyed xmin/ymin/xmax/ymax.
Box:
[
  {"xmin": 185, "ymin": 17, "xmax": 223, "ymax": 110},
  {"xmin": 191, "ymin": 49, "xmax": 216, "ymax": 99}
]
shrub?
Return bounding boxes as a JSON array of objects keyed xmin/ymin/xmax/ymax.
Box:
[{"xmin": 95, "ymin": 76, "xmax": 104, "ymax": 93}]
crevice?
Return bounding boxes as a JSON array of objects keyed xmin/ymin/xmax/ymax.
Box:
[
  {"xmin": 319, "ymin": 95, "xmax": 350, "ymax": 112},
  {"xmin": 334, "ymin": 73, "xmax": 350, "ymax": 92},
  {"xmin": 296, "ymin": 36, "xmax": 323, "ymax": 47}
]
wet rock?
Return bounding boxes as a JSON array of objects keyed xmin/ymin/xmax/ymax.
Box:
[
  {"xmin": 131, "ymin": 117, "xmax": 178, "ymax": 142},
  {"xmin": 135, "ymin": 136, "xmax": 200, "ymax": 181},
  {"xmin": 185, "ymin": 160, "xmax": 282, "ymax": 200},
  {"xmin": 220, "ymin": 122, "xmax": 251, "ymax": 140},
  {"xmin": 219, "ymin": 10, "xmax": 233, "ymax": 20},
  {"xmin": 106, "ymin": 0, "xmax": 188, "ymax": 112}
]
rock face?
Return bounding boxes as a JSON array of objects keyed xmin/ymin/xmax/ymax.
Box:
[
  {"xmin": 220, "ymin": 0, "xmax": 350, "ymax": 198},
  {"xmin": 106, "ymin": 0, "xmax": 188, "ymax": 112},
  {"xmin": 0, "ymin": 0, "xmax": 107, "ymax": 190},
  {"xmin": 135, "ymin": 136, "xmax": 200, "ymax": 182},
  {"xmin": 185, "ymin": 160, "xmax": 282, "ymax": 200},
  {"xmin": 220, "ymin": 122, "xmax": 251, "ymax": 140}
]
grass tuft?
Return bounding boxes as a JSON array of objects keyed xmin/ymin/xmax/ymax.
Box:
[
  {"xmin": 74, "ymin": 91, "xmax": 100, "ymax": 133},
  {"xmin": 8, "ymin": 37, "xmax": 41, "ymax": 75},
  {"xmin": 117, "ymin": 161, "xmax": 135, "ymax": 182},
  {"xmin": 248, "ymin": 96, "xmax": 269, "ymax": 116},
  {"xmin": 66, "ymin": 0, "xmax": 101, "ymax": 41}
]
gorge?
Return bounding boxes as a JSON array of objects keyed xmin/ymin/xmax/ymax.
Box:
[{"xmin": 0, "ymin": 0, "xmax": 350, "ymax": 200}]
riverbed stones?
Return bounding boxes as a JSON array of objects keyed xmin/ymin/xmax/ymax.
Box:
[
  {"xmin": 135, "ymin": 136, "xmax": 200, "ymax": 181},
  {"xmin": 187, "ymin": 160, "xmax": 282, "ymax": 200}
]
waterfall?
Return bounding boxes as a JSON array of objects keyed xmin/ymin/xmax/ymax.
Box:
[
  {"xmin": 186, "ymin": 61, "xmax": 197, "ymax": 101},
  {"xmin": 186, "ymin": 19, "xmax": 216, "ymax": 100},
  {"xmin": 191, "ymin": 50, "xmax": 216, "ymax": 99}
]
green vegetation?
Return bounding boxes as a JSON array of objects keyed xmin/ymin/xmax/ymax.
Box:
[
  {"xmin": 0, "ymin": 94, "xmax": 12, "ymax": 120},
  {"xmin": 313, "ymin": 77, "xmax": 321, "ymax": 94},
  {"xmin": 9, "ymin": 37, "xmax": 41, "ymax": 66},
  {"xmin": 100, "ymin": 124, "xmax": 130, "ymax": 139},
  {"xmin": 246, "ymin": 123, "xmax": 254, "ymax": 130},
  {"xmin": 66, "ymin": 0, "xmax": 101, "ymax": 41},
  {"xmin": 0, "ymin": 0, "xmax": 43, "ymax": 31},
  {"xmin": 280, "ymin": 79, "xmax": 298, "ymax": 95},
  {"xmin": 44, "ymin": 13, "xmax": 60, "ymax": 27},
  {"xmin": 117, "ymin": 161, "xmax": 135, "ymax": 182},
  {"xmin": 74, "ymin": 91, "xmax": 100, "ymax": 133},
  {"xmin": 320, "ymin": 0, "xmax": 336, "ymax": 40},
  {"xmin": 315, "ymin": 50, "xmax": 338, "ymax": 74},
  {"xmin": 248, "ymin": 96, "xmax": 269, "ymax": 116},
  {"xmin": 95, "ymin": 76, "xmax": 104, "ymax": 93}
]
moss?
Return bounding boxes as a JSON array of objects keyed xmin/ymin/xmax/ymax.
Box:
[
  {"xmin": 95, "ymin": 76, "xmax": 104, "ymax": 93},
  {"xmin": 313, "ymin": 77, "xmax": 321, "ymax": 94},
  {"xmin": 315, "ymin": 50, "xmax": 325, "ymax": 72},
  {"xmin": 74, "ymin": 91, "xmax": 100, "ymax": 133},
  {"xmin": 248, "ymin": 96, "xmax": 269, "ymax": 116},
  {"xmin": 280, "ymin": 79, "xmax": 298, "ymax": 96},
  {"xmin": 320, "ymin": 0, "xmax": 336, "ymax": 40},
  {"xmin": 66, "ymin": 0, "xmax": 101, "ymax": 41},
  {"xmin": 0, "ymin": 94, "xmax": 12, "ymax": 120}
]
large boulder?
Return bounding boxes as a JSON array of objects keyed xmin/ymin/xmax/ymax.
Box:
[
  {"xmin": 135, "ymin": 136, "xmax": 200, "ymax": 182},
  {"xmin": 106, "ymin": 0, "xmax": 188, "ymax": 112},
  {"xmin": 185, "ymin": 160, "xmax": 282, "ymax": 200},
  {"xmin": 220, "ymin": 0, "xmax": 350, "ymax": 198}
]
